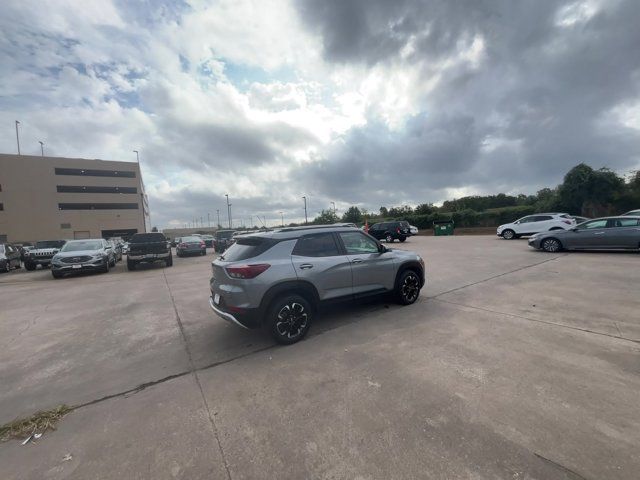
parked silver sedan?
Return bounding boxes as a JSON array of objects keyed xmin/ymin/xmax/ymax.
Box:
[{"xmin": 528, "ymin": 216, "xmax": 640, "ymax": 252}]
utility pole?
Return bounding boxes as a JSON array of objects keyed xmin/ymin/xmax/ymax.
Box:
[
  {"xmin": 39, "ymin": 141, "xmax": 44, "ymax": 157},
  {"xmin": 201, "ymin": 216, "xmax": 203, "ymax": 228},
  {"xmin": 225, "ymin": 194, "xmax": 232, "ymax": 228},
  {"xmin": 302, "ymin": 196, "xmax": 308, "ymax": 225},
  {"xmin": 279, "ymin": 211, "xmax": 284, "ymax": 226},
  {"xmin": 216, "ymin": 209, "xmax": 220, "ymax": 228},
  {"xmin": 208, "ymin": 213, "xmax": 210, "ymax": 228},
  {"xmin": 15, "ymin": 120, "xmax": 21, "ymax": 155}
]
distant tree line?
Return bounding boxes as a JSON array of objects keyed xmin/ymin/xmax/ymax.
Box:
[{"xmin": 310, "ymin": 163, "xmax": 640, "ymax": 229}]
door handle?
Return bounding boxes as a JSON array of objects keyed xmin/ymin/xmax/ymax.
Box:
[
  {"xmin": 351, "ymin": 258, "xmax": 363, "ymax": 264},
  {"xmin": 299, "ymin": 263, "xmax": 313, "ymax": 269}
]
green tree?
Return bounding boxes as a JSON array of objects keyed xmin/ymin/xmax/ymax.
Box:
[
  {"xmin": 151, "ymin": 226, "xmax": 158, "ymax": 232},
  {"xmin": 388, "ymin": 205, "xmax": 414, "ymax": 217},
  {"xmin": 312, "ymin": 209, "xmax": 339, "ymax": 224},
  {"xmin": 415, "ymin": 203, "xmax": 435, "ymax": 215},
  {"xmin": 379, "ymin": 206, "xmax": 389, "ymax": 217},
  {"xmin": 342, "ymin": 206, "xmax": 362, "ymax": 223}
]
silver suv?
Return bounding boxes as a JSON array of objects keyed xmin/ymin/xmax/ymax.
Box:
[{"xmin": 209, "ymin": 225, "xmax": 425, "ymax": 344}]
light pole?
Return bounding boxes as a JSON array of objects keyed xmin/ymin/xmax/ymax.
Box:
[
  {"xmin": 39, "ymin": 141, "xmax": 44, "ymax": 157},
  {"xmin": 225, "ymin": 194, "xmax": 232, "ymax": 228},
  {"xmin": 216, "ymin": 209, "xmax": 220, "ymax": 228},
  {"xmin": 201, "ymin": 216, "xmax": 203, "ymax": 228},
  {"xmin": 208, "ymin": 213, "xmax": 211, "ymax": 228},
  {"xmin": 279, "ymin": 211, "xmax": 284, "ymax": 226},
  {"xmin": 302, "ymin": 196, "xmax": 308, "ymax": 225},
  {"xmin": 15, "ymin": 120, "xmax": 21, "ymax": 155},
  {"xmin": 133, "ymin": 150, "xmax": 139, "ymax": 163}
]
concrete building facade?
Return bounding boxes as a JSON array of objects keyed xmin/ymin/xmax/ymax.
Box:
[{"xmin": 0, "ymin": 153, "xmax": 149, "ymax": 243}]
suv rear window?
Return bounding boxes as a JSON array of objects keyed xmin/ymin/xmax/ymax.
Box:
[
  {"xmin": 222, "ymin": 237, "xmax": 275, "ymax": 261},
  {"xmin": 129, "ymin": 233, "xmax": 166, "ymax": 243}
]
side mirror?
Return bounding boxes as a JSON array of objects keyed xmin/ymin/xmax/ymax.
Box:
[{"xmin": 378, "ymin": 244, "xmax": 387, "ymax": 253}]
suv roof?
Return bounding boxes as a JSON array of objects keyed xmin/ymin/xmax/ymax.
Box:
[{"xmin": 237, "ymin": 224, "xmax": 358, "ymax": 241}]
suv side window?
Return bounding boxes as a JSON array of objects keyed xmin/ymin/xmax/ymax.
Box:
[
  {"xmin": 535, "ymin": 215, "xmax": 553, "ymax": 221},
  {"xmin": 518, "ymin": 216, "xmax": 534, "ymax": 223},
  {"xmin": 339, "ymin": 232, "xmax": 379, "ymax": 254},
  {"xmin": 292, "ymin": 233, "xmax": 340, "ymax": 257},
  {"xmin": 610, "ymin": 218, "xmax": 639, "ymax": 228}
]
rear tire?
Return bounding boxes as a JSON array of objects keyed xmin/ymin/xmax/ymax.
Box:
[
  {"xmin": 399, "ymin": 236, "xmax": 406, "ymax": 243},
  {"xmin": 385, "ymin": 234, "xmax": 394, "ymax": 243},
  {"xmin": 395, "ymin": 270, "xmax": 421, "ymax": 305},
  {"xmin": 165, "ymin": 255, "xmax": 173, "ymax": 267},
  {"xmin": 266, "ymin": 294, "xmax": 313, "ymax": 345},
  {"xmin": 502, "ymin": 229, "xmax": 515, "ymax": 240},
  {"xmin": 127, "ymin": 259, "xmax": 136, "ymax": 271}
]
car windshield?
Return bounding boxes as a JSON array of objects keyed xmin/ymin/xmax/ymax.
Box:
[
  {"xmin": 61, "ymin": 240, "xmax": 103, "ymax": 252},
  {"xmin": 36, "ymin": 240, "xmax": 64, "ymax": 249}
]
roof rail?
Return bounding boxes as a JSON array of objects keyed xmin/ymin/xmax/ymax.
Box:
[{"xmin": 273, "ymin": 223, "xmax": 357, "ymax": 233}]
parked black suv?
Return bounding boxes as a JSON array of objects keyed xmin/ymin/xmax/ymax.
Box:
[
  {"xmin": 126, "ymin": 233, "xmax": 172, "ymax": 270},
  {"xmin": 213, "ymin": 230, "xmax": 236, "ymax": 253},
  {"xmin": 367, "ymin": 221, "xmax": 411, "ymax": 243}
]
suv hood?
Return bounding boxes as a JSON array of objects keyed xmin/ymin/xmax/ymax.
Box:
[
  {"xmin": 389, "ymin": 248, "xmax": 422, "ymax": 261},
  {"xmin": 55, "ymin": 249, "xmax": 103, "ymax": 258}
]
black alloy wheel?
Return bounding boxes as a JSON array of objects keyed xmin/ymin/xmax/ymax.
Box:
[
  {"xmin": 267, "ymin": 295, "xmax": 313, "ymax": 345},
  {"xmin": 396, "ymin": 270, "xmax": 421, "ymax": 305}
]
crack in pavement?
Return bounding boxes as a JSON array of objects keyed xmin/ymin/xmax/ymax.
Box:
[
  {"xmin": 534, "ymin": 453, "xmax": 590, "ymax": 480},
  {"xmin": 434, "ymin": 298, "xmax": 640, "ymax": 345},
  {"xmin": 428, "ymin": 253, "xmax": 568, "ymax": 298},
  {"xmin": 161, "ymin": 268, "xmax": 233, "ymax": 480}
]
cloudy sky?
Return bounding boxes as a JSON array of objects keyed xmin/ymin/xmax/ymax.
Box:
[{"xmin": 1, "ymin": 0, "xmax": 639, "ymax": 228}]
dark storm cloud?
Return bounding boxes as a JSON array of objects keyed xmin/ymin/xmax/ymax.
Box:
[{"xmin": 295, "ymin": 0, "xmax": 640, "ymax": 205}]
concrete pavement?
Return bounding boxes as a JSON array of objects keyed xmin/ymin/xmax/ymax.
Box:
[{"xmin": 0, "ymin": 236, "xmax": 638, "ymax": 479}]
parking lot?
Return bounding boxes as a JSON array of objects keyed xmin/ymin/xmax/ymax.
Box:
[{"xmin": 0, "ymin": 235, "xmax": 638, "ymax": 479}]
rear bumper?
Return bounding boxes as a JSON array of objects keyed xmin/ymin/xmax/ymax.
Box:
[
  {"xmin": 128, "ymin": 252, "xmax": 170, "ymax": 261},
  {"xmin": 208, "ymin": 295, "xmax": 261, "ymax": 329}
]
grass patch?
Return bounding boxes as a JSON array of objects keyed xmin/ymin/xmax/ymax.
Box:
[{"xmin": 0, "ymin": 405, "xmax": 72, "ymax": 441}]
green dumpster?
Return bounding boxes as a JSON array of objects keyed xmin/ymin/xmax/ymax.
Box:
[{"xmin": 433, "ymin": 220, "xmax": 454, "ymax": 236}]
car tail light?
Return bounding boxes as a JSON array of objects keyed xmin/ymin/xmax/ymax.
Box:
[
  {"xmin": 200, "ymin": 241, "xmax": 205, "ymax": 247},
  {"xmin": 226, "ymin": 264, "xmax": 270, "ymax": 279},
  {"xmin": 396, "ymin": 227, "xmax": 400, "ymax": 233},
  {"xmin": 179, "ymin": 243, "xmax": 187, "ymax": 248},
  {"xmin": 562, "ymin": 220, "xmax": 572, "ymax": 224}
]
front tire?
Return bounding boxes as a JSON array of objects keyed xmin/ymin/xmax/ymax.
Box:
[
  {"xmin": 399, "ymin": 236, "xmax": 406, "ymax": 243},
  {"xmin": 396, "ymin": 270, "xmax": 421, "ymax": 305},
  {"xmin": 502, "ymin": 229, "xmax": 516, "ymax": 240},
  {"xmin": 385, "ymin": 234, "xmax": 394, "ymax": 243},
  {"xmin": 165, "ymin": 255, "xmax": 173, "ymax": 267},
  {"xmin": 25, "ymin": 262, "xmax": 36, "ymax": 271},
  {"xmin": 266, "ymin": 295, "xmax": 313, "ymax": 345},
  {"xmin": 102, "ymin": 258, "xmax": 110, "ymax": 273},
  {"xmin": 541, "ymin": 238, "xmax": 562, "ymax": 253}
]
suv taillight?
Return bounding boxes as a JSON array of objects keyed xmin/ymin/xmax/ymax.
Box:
[
  {"xmin": 179, "ymin": 243, "xmax": 187, "ymax": 247},
  {"xmin": 226, "ymin": 264, "xmax": 270, "ymax": 279},
  {"xmin": 562, "ymin": 220, "xmax": 572, "ymax": 224},
  {"xmin": 396, "ymin": 227, "xmax": 401, "ymax": 233},
  {"xmin": 200, "ymin": 241, "xmax": 205, "ymax": 247}
]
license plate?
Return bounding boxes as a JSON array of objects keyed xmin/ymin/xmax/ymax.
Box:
[
  {"xmin": 214, "ymin": 293, "xmax": 220, "ymax": 305},
  {"xmin": 72, "ymin": 265, "xmax": 82, "ymax": 269}
]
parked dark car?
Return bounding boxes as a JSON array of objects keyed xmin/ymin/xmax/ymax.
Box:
[
  {"xmin": 367, "ymin": 221, "xmax": 411, "ymax": 243},
  {"xmin": 126, "ymin": 233, "xmax": 172, "ymax": 270},
  {"xmin": 529, "ymin": 216, "xmax": 640, "ymax": 252},
  {"xmin": 0, "ymin": 244, "xmax": 22, "ymax": 272},
  {"xmin": 214, "ymin": 230, "xmax": 236, "ymax": 253},
  {"xmin": 176, "ymin": 236, "xmax": 206, "ymax": 257},
  {"xmin": 51, "ymin": 239, "xmax": 115, "ymax": 278},
  {"xmin": 202, "ymin": 234, "xmax": 215, "ymax": 248},
  {"xmin": 24, "ymin": 240, "xmax": 66, "ymax": 270}
]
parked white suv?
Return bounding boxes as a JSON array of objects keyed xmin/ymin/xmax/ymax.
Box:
[{"xmin": 497, "ymin": 213, "xmax": 575, "ymax": 239}]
